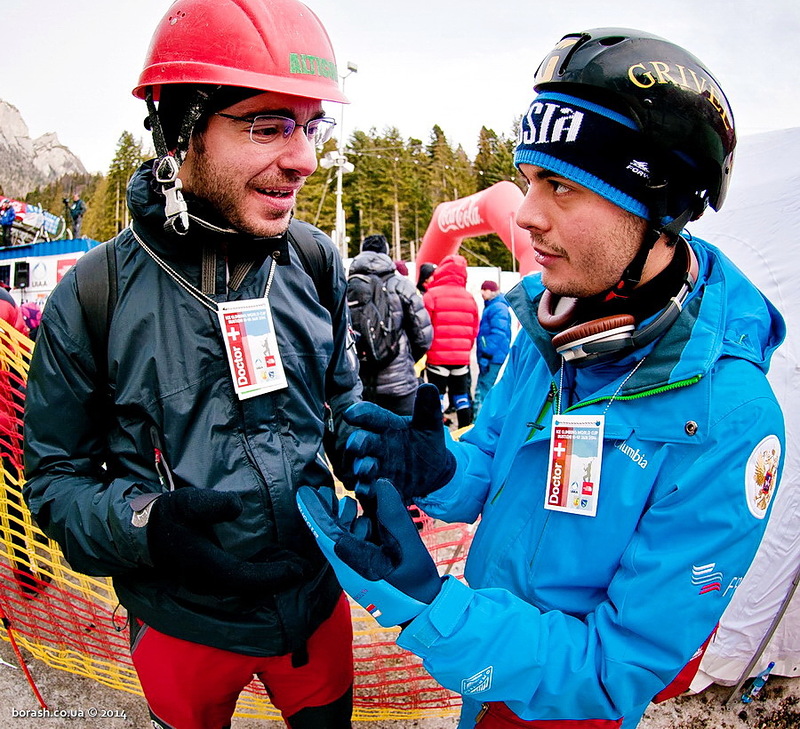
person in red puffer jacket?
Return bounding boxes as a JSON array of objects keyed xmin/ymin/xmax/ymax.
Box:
[{"xmin": 423, "ymin": 254, "xmax": 479, "ymax": 427}]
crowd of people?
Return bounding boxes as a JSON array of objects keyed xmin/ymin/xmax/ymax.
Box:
[{"xmin": 16, "ymin": 1, "xmax": 787, "ymax": 728}]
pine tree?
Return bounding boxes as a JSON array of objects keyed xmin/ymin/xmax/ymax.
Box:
[
  {"xmin": 475, "ymin": 126, "xmax": 516, "ymax": 191},
  {"xmin": 401, "ymin": 138, "xmax": 433, "ymax": 261},
  {"xmin": 465, "ymin": 126, "xmax": 519, "ymax": 269},
  {"xmin": 426, "ymin": 125, "xmax": 459, "ymax": 205},
  {"xmin": 83, "ymin": 132, "xmax": 147, "ymax": 241},
  {"xmin": 345, "ymin": 128, "xmax": 401, "ymax": 256}
]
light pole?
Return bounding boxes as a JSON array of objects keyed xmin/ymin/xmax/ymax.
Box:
[{"xmin": 330, "ymin": 61, "xmax": 358, "ymax": 259}]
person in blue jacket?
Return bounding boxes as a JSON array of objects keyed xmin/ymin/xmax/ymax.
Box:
[
  {"xmin": 0, "ymin": 199, "xmax": 15, "ymax": 247},
  {"xmin": 296, "ymin": 28, "xmax": 787, "ymax": 729},
  {"xmin": 473, "ymin": 280, "xmax": 511, "ymax": 416}
]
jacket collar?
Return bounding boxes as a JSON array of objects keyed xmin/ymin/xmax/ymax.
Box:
[
  {"xmin": 506, "ymin": 236, "xmax": 785, "ymax": 395},
  {"xmin": 349, "ymin": 251, "xmax": 395, "ymax": 276}
]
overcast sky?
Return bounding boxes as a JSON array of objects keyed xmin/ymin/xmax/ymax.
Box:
[{"xmin": 3, "ymin": 0, "xmax": 799, "ymax": 174}]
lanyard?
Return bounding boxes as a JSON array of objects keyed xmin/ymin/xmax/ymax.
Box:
[
  {"xmin": 556, "ymin": 355, "xmax": 648, "ymax": 415},
  {"xmin": 129, "ymin": 224, "xmax": 276, "ymax": 311}
]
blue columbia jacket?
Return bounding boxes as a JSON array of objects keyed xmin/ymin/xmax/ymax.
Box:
[
  {"xmin": 398, "ymin": 237, "xmax": 785, "ymax": 728},
  {"xmin": 477, "ymin": 294, "xmax": 511, "ymax": 366}
]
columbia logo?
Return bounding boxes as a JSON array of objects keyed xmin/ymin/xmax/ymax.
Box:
[
  {"xmin": 692, "ymin": 563, "xmax": 723, "ymax": 594},
  {"xmin": 627, "ymin": 160, "xmax": 650, "ymax": 179},
  {"xmin": 461, "ymin": 666, "xmax": 494, "ymax": 695},
  {"xmin": 614, "ymin": 440, "xmax": 648, "ymax": 469}
]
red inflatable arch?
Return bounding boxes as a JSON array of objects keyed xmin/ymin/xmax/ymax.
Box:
[{"xmin": 416, "ymin": 181, "xmax": 540, "ymax": 275}]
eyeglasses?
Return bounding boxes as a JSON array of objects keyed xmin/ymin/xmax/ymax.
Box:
[{"xmin": 215, "ymin": 113, "xmax": 337, "ymax": 147}]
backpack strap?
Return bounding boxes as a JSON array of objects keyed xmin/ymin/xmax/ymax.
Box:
[
  {"xmin": 287, "ymin": 219, "xmax": 334, "ymax": 314},
  {"xmin": 74, "ymin": 241, "xmax": 117, "ymax": 372}
]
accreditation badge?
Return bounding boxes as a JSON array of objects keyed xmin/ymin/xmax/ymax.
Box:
[
  {"xmin": 217, "ymin": 298, "xmax": 288, "ymax": 399},
  {"xmin": 544, "ymin": 414, "xmax": 604, "ymax": 517}
]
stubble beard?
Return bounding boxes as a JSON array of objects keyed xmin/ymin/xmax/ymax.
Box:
[
  {"xmin": 186, "ymin": 154, "xmax": 303, "ymax": 239},
  {"xmin": 535, "ymin": 213, "xmax": 646, "ymax": 299}
]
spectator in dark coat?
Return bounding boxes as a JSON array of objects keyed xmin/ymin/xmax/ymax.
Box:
[
  {"xmin": 65, "ymin": 193, "xmax": 87, "ymax": 238},
  {"xmin": 349, "ymin": 235, "xmax": 432, "ymax": 415},
  {"xmin": 473, "ymin": 280, "xmax": 512, "ymax": 416},
  {"xmin": 423, "ymin": 254, "xmax": 479, "ymax": 427}
]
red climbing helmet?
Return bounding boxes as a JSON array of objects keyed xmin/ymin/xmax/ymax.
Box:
[{"xmin": 133, "ymin": 0, "xmax": 347, "ymax": 104}]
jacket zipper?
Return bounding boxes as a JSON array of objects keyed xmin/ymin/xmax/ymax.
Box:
[
  {"xmin": 525, "ymin": 384, "xmax": 557, "ymax": 442},
  {"xmin": 490, "ymin": 385, "xmax": 557, "ymax": 505},
  {"xmin": 150, "ymin": 426, "xmax": 175, "ymax": 491},
  {"xmin": 563, "ymin": 375, "xmax": 702, "ymax": 413}
]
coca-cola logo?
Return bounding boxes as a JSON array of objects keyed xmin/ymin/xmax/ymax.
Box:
[{"xmin": 437, "ymin": 199, "xmax": 483, "ymax": 233}]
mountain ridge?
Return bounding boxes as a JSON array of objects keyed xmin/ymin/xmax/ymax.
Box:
[{"xmin": 0, "ymin": 98, "xmax": 87, "ymax": 198}]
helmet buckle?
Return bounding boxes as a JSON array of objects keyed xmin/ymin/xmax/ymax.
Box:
[
  {"xmin": 155, "ymin": 155, "xmax": 181, "ymax": 184},
  {"xmin": 155, "ymin": 156, "xmax": 190, "ymax": 236}
]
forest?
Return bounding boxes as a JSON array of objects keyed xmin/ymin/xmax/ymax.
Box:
[{"xmin": 24, "ymin": 120, "xmax": 524, "ymax": 270}]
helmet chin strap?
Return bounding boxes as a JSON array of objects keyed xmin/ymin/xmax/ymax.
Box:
[
  {"xmin": 604, "ymin": 172, "xmax": 702, "ymax": 302},
  {"xmin": 605, "ymin": 226, "xmax": 660, "ymax": 301},
  {"xmin": 540, "ymin": 236, "xmax": 698, "ymax": 364},
  {"xmin": 145, "ymin": 86, "xmax": 220, "ymax": 236}
]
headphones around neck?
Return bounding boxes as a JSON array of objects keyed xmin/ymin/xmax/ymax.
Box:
[{"xmin": 538, "ymin": 239, "xmax": 699, "ymax": 363}]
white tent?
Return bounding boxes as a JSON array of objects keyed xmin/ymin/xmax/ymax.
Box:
[{"xmin": 686, "ymin": 128, "xmax": 800, "ymax": 689}]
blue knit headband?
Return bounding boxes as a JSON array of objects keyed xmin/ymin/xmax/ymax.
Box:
[{"xmin": 514, "ymin": 92, "xmax": 653, "ymax": 219}]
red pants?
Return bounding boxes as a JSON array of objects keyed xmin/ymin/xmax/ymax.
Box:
[
  {"xmin": 477, "ymin": 702, "xmax": 621, "ymax": 727},
  {"xmin": 131, "ymin": 595, "xmax": 353, "ymax": 729}
]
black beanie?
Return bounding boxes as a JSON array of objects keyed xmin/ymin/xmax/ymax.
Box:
[
  {"xmin": 362, "ymin": 234, "xmax": 389, "ymax": 254},
  {"xmin": 514, "ymin": 91, "xmax": 652, "ymax": 220}
]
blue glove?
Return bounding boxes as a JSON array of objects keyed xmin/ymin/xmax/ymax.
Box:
[
  {"xmin": 296, "ymin": 479, "xmax": 442, "ymax": 627},
  {"xmin": 343, "ymin": 383, "xmax": 456, "ymax": 502}
]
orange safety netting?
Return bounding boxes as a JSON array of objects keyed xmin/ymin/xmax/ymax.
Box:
[{"xmin": 0, "ymin": 317, "xmax": 472, "ymax": 720}]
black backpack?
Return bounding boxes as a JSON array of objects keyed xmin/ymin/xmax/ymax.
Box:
[{"xmin": 346, "ymin": 271, "xmax": 401, "ymax": 372}]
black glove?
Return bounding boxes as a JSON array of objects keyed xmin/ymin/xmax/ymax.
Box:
[
  {"xmin": 147, "ymin": 489, "xmax": 310, "ymax": 596},
  {"xmin": 478, "ymin": 357, "xmax": 491, "ymax": 375},
  {"xmin": 342, "ymin": 383, "xmax": 456, "ymax": 502}
]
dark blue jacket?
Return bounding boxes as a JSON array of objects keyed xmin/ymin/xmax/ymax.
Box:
[
  {"xmin": 24, "ymin": 161, "xmax": 362, "ymax": 656},
  {"xmin": 477, "ymin": 294, "xmax": 511, "ymax": 365}
]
